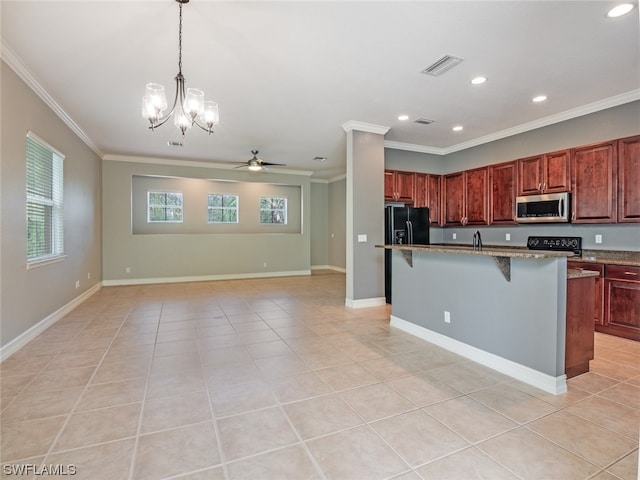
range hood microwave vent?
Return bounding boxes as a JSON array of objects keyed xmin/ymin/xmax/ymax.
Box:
[
  {"xmin": 421, "ymin": 54, "xmax": 464, "ymax": 76},
  {"xmin": 414, "ymin": 118, "xmax": 435, "ymax": 125}
]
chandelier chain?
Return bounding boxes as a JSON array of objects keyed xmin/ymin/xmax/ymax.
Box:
[{"xmin": 178, "ymin": 2, "xmax": 183, "ymax": 74}]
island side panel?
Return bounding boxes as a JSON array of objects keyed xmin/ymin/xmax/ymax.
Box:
[{"xmin": 390, "ymin": 250, "xmax": 567, "ymax": 378}]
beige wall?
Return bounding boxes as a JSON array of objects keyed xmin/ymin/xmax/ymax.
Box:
[
  {"xmin": 1, "ymin": 61, "xmax": 103, "ymax": 349},
  {"xmin": 102, "ymin": 159, "xmax": 312, "ymax": 283}
]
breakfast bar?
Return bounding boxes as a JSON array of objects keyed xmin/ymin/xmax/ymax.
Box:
[{"xmin": 377, "ymin": 244, "xmax": 579, "ymax": 394}]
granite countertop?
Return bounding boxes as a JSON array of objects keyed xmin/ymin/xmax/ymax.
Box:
[
  {"xmin": 571, "ymin": 249, "xmax": 640, "ymax": 267},
  {"xmin": 378, "ymin": 243, "xmax": 640, "ymax": 266},
  {"xmin": 567, "ymin": 268, "xmax": 600, "ymax": 279},
  {"xmin": 376, "ymin": 244, "xmax": 575, "ymax": 259}
]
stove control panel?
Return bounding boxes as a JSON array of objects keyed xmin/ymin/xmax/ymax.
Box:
[{"xmin": 527, "ymin": 236, "xmax": 582, "ymax": 255}]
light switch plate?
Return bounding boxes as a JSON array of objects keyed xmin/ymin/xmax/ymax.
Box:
[{"xmin": 357, "ymin": 234, "xmax": 367, "ymax": 243}]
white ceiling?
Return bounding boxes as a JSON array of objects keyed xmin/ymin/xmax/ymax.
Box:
[{"xmin": 2, "ymin": 1, "xmax": 639, "ymax": 179}]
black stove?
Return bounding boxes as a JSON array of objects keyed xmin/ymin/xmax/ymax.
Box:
[{"xmin": 527, "ymin": 236, "xmax": 582, "ymax": 256}]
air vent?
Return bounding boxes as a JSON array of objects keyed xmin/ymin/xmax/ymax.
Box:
[
  {"xmin": 414, "ymin": 118, "xmax": 435, "ymax": 125},
  {"xmin": 421, "ymin": 54, "xmax": 463, "ymax": 76}
]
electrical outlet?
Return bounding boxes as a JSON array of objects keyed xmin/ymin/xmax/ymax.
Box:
[
  {"xmin": 263, "ymin": 262, "xmax": 267, "ymax": 267},
  {"xmin": 125, "ymin": 267, "xmax": 131, "ymax": 273},
  {"xmin": 452, "ymin": 233, "xmax": 457, "ymax": 240},
  {"xmin": 87, "ymin": 272, "xmax": 91, "ymax": 279},
  {"xmin": 75, "ymin": 280, "xmax": 80, "ymax": 289},
  {"xmin": 595, "ymin": 234, "xmax": 603, "ymax": 244},
  {"xmin": 505, "ymin": 233, "xmax": 511, "ymax": 241},
  {"xmin": 444, "ymin": 311, "xmax": 451, "ymax": 324}
]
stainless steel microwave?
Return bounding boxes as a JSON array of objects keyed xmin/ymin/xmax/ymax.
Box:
[{"xmin": 516, "ymin": 192, "xmax": 570, "ymax": 223}]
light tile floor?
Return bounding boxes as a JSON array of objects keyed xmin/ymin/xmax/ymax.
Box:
[{"xmin": 1, "ymin": 271, "xmax": 638, "ymax": 480}]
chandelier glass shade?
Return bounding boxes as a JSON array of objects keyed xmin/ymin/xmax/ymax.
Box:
[{"xmin": 142, "ymin": 0, "xmax": 219, "ymax": 136}]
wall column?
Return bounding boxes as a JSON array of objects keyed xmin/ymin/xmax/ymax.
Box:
[{"xmin": 342, "ymin": 121, "xmax": 390, "ymax": 308}]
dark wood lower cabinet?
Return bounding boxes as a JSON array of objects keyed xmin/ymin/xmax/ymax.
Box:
[
  {"xmin": 603, "ymin": 265, "xmax": 640, "ymax": 341},
  {"xmin": 567, "ymin": 262, "xmax": 604, "ymax": 326},
  {"xmin": 565, "ymin": 276, "xmax": 596, "ymax": 378}
]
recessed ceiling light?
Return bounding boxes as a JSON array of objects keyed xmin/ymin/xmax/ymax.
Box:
[
  {"xmin": 452, "ymin": 125, "xmax": 463, "ymax": 132},
  {"xmin": 607, "ymin": 3, "xmax": 634, "ymax": 17},
  {"xmin": 470, "ymin": 76, "xmax": 487, "ymax": 85},
  {"xmin": 398, "ymin": 115, "xmax": 410, "ymax": 121},
  {"xmin": 532, "ymin": 95, "xmax": 548, "ymax": 103}
]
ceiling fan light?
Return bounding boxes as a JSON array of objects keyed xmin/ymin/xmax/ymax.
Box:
[{"xmin": 248, "ymin": 165, "xmax": 262, "ymax": 171}]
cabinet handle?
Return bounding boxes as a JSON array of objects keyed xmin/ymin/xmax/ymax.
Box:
[
  {"xmin": 623, "ymin": 272, "xmax": 638, "ymax": 276},
  {"xmin": 538, "ymin": 183, "xmax": 542, "ymax": 191},
  {"xmin": 543, "ymin": 182, "xmax": 547, "ymax": 192}
]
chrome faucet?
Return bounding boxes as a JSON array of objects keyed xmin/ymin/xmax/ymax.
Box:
[{"xmin": 472, "ymin": 230, "xmax": 483, "ymax": 251}]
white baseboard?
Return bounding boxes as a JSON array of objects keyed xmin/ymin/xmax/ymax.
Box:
[
  {"xmin": 0, "ymin": 283, "xmax": 103, "ymax": 362},
  {"xmin": 345, "ymin": 296, "xmax": 387, "ymax": 309},
  {"xmin": 390, "ymin": 315, "xmax": 567, "ymax": 395},
  {"xmin": 102, "ymin": 270, "xmax": 311, "ymax": 287},
  {"xmin": 311, "ymin": 265, "xmax": 346, "ymax": 273}
]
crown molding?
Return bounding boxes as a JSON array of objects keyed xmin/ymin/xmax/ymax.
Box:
[
  {"xmin": 1, "ymin": 41, "xmax": 103, "ymax": 158},
  {"xmin": 102, "ymin": 154, "xmax": 315, "ymax": 177},
  {"xmin": 384, "ymin": 89, "xmax": 640, "ymax": 156},
  {"xmin": 341, "ymin": 120, "xmax": 390, "ymax": 135}
]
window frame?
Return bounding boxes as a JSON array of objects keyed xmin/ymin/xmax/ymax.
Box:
[
  {"xmin": 207, "ymin": 193, "xmax": 239, "ymax": 224},
  {"xmin": 26, "ymin": 131, "xmax": 65, "ymax": 267},
  {"xmin": 259, "ymin": 196, "xmax": 288, "ymax": 225},
  {"xmin": 147, "ymin": 191, "xmax": 184, "ymax": 223}
]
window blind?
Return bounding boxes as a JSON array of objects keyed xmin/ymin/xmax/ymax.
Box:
[{"xmin": 26, "ymin": 132, "xmax": 64, "ymax": 263}]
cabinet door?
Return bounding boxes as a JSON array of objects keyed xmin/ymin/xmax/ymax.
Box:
[
  {"xmin": 489, "ymin": 161, "xmax": 517, "ymax": 224},
  {"xmin": 604, "ymin": 267, "xmax": 640, "ymax": 341},
  {"xmin": 395, "ymin": 171, "xmax": 416, "ymax": 204},
  {"xmin": 443, "ymin": 172, "xmax": 465, "ymax": 226},
  {"xmin": 414, "ymin": 173, "xmax": 427, "ymax": 207},
  {"xmin": 518, "ymin": 155, "xmax": 543, "ymax": 195},
  {"xmin": 617, "ymin": 135, "xmax": 640, "ymax": 223},
  {"xmin": 571, "ymin": 141, "xmax": 617, "ymax": 223},
  {"xmin": 384, "ymin": 170, "xmax": 396, "ymax": 201},
  {"xmin": 427, "ymin": 175, "xmax": 441, "ymax": 226},
  {"xmin": 567, "ymin": 261, "xmax": 604, "ymax": 325},
  {"xmin": 465, "ymin": 167, "xmax": 489, "ymax": 225},
  {"xmin": 543, "ymin": 149, "xmax": 571, "ymax": 193}
]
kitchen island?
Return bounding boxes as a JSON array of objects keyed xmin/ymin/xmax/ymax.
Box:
[{"xmin": 377, "ymin": 244, "xmax": 576, "ymax": 394}]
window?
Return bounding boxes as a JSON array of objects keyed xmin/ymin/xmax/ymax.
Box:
[
  {"xmin": 259, "ymin": 197, "xmax": 287, "ymax": 224},
  {"xmin": 208, "ymin": 194, "xmax": 238, "ymax": 223},
  {"xmin": 26, "ymin": 132, "xmax": 64, "ymax": 264},
  {"xmin": 147, "ymin": 192, "xmax": 183, "ymax": 223}
]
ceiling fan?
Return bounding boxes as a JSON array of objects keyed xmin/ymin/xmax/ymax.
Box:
[{"xmin": 233, "ymin": 150, "xmax": 286, "ymax": 172}]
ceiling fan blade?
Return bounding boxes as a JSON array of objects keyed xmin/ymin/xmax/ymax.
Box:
[{"xmin": 260, "ymin": 162, "xmax": 287, "ymax": 166}]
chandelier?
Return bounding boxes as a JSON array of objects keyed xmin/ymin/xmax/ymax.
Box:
[{"xmin": 141, "ymin": 0, "xmax": 219, "ymax": 136}]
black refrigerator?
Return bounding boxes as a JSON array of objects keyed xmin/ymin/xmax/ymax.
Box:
[{"xmin": 384, "ymin": 206, "xmax": 430, "ymax": 304}]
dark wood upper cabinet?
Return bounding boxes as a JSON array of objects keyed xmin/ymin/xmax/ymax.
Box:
[
  {"xmin": 414, "ymin": 173, "xmax": 441, "ymax": 225},
  {"xmin": 384, "ymin": 170, "xmax": 415, "ymax": 204},
  {"xmin": 443, "ymin": 168, "xmax": 488, "ymax": 226},
  {"xmin": 571, "ymin": 141, "xmax": 617, "ymax": 223},
  {"xmin": 443, "ymin": 171, "xmax": 465, "ymax": 226},
  {"xmin": 617, "ymin": 134, "xmax": 640, "ymax": 223},
  {"xmin": 427, "ymin": 174, "xmax": 441, "ymax": 226},
  {"xmin": 465, "ymin": 167, "xmax": 489, "ymax": 225},
  {"xmin": 517, "ymin": 149, "xmax": 570, "ymax": 196},
  {"xmin": 489, "ymin": 161, "xmax": 517, "ymax": 225}
]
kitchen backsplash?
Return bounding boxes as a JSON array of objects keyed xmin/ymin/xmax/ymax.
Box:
[{"xmin": 430, "ymin": 224, "xmax": 640, "ymax": 251}]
